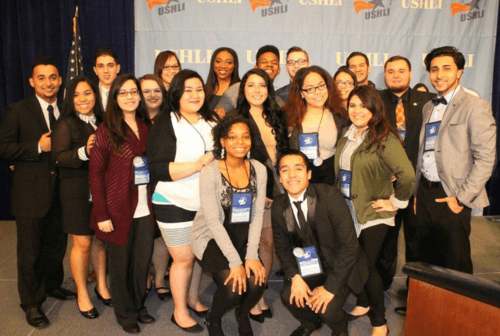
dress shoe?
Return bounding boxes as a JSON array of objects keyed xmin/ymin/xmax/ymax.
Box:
[
  {"xmin": 248, "ymin": 311, "xmax": 264, "ymax": 323},
  {"xmin": 94, "ymin": 286, "xmax": 113, "ymax": 306},
  {"xmin": 262, "ymin": 307, "xmax": 273, "ymax": 319},
  {"xmin": 46, "ymin": 287, "xmax": 77, "ymax": 300},
  {"xmin": 394, "ymin": 306, "xmax": 407, "ymax": 316},
  {"xmin": 25, "ymin": 306, "xmax": 50, "ymax": 328},
  {"xmin": 205, "ymin": 311, "xmax": 224, "ymax": 336},
  {"xmin": 138, "ymin": 313, "xmax": 155, "ymax": 324},
  {"xmin": 188, "ymin": 304, "xmax": 209, "ymax": 317},
  {"xmin": 290, "ymin": 324, "xmax": 322, "ymax": 336},
  {"xmin": 171, "ymin": 314, "xmax": 204, "ymax": 333},
  {"xmin": 156, "ymin": 286, "xmax": 172, "ymax": 301},
  {"xmin": 235, "ymin": 307, "xmax": 253, "ymax": 336},
  {"xmin": 122, "ymin": 323, "xmax": 141, "ymax": 334},
  {"xmin": 77, "ymin": 299, "xmax": 99, "ymax": 319}
]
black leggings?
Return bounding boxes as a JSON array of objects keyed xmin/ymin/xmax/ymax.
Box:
[{"xmin": 210, "ymin": 268, "xmax": 265, "ymax": 321}]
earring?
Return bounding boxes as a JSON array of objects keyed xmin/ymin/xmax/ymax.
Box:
[
  {"xmin": 221, "ymin": 148, "xmax": 225, "ymax": 159},
  {"xmin": 247, "ymin": 151, "xmax": 250, "ymax": 159}
]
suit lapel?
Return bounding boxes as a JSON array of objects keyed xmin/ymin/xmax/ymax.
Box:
[
  {"xmin": 306, "ymin": 186, "xmax": 316, "ymax": 228},
  {"xmin": 440, "ymin": 87, "xmax": 464, "ymax": 130},
  {"xmin": 30, "ymin": 95, "xmax": 50, "ymax": 133}
]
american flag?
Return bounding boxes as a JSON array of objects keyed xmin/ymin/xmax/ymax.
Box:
[{"xmin": 66, "ymin": 6, "xmax": 84, "ymax": 84}]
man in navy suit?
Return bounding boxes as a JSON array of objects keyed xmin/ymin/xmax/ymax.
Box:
[{"xmin": 0, "ymin": 55, "xmax": 76, "ymax": 328}]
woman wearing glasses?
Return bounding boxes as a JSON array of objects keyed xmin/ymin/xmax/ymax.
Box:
[
  {"xmin": 148, "ymin": 70, "xmax": 219, "ymax": 332},
  {"xmin": 89, "ymin": 74, "xmax": 155, "ymax": 333},
  {"xmin": 285, "ymin": 66, "xmax": 346, "ymax": 185},
  {"xmin": 206, "ymin": 47, "xmax": 240, "ymax": 110},
  {"xmin": 154, "ymin": 50, "xmax": 181, "ymax": 91},
  {"xmin": 333, "ymin": 66, "xmax": 358, "ymax": 112}
]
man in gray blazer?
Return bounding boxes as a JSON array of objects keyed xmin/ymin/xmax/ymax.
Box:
[{"xmin": 414, "ymin": 46, "xmax": 496, "ymax": 274}]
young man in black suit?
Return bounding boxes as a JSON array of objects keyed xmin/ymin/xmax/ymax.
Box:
[
  {"xmin": 376, "ymin": 56, "xmax": 435, "ymax": 294},
  {"xmin": 272, "ymin": 149, "xmax": 369, "ymax": 336},
  {"xmin": 0, "ymin": 55, "xmax": 76, "ymax": 328}
]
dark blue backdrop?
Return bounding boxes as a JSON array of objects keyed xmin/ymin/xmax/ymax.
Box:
[{"xmin": 0, "ymin": 0, "xmax": 499, "ymax": 219}]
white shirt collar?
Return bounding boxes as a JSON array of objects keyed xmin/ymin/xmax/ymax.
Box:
[
  {"xmin": 35, "ymin": 95, "xmax": 56, "ymax": 112},
  {"xmin": 77, "ymin": 113, "xmax": 96, "ymax": 124},
  {"xmin": 287, "ymin": 189, "xmax": 307, "ymax": 205},
  {"xmin": 344, "ymin": 124, "xmax": 368, "ymax": 142}
]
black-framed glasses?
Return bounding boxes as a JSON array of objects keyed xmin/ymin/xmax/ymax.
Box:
[
  {"xmin": 300, "ymin": 83, "xmax": 327, "ymax": 94},
  {"xmin": 286, "ymin": 59, "xmax": 308, "ymax": 66},
  {"xmin": 118, "ymin": 89, "xmax": 139, "ymax": 97},
  {"xmin": 163, "ymin": 65, "xmax": 180, "ymax": 72},
  {"xmin": 335, "ymin": 81, "xmax": 354, "ymax": 88}
]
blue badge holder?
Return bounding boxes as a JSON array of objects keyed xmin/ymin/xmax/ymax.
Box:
[
  {"xmin": 295, "ymin": 246, "xmax": 323, "ymax": 278},
  {"xmin": 133, "ymin": 156, "xmax": 150, "ymax": 185},
  {"xmin": 425, "ymin": 121, "xmax": 441, "ymax": 152},
  {"xmin": 399, "ymin": 130, "xmax": 406, "ymax": 141},
  {"xmin": 340, "ymin": 170, "xmax": 352, "ymax": 199},
  {"xmin": 230, "ymin": 192, "xmax": 252, "ymax": 224},
  {"xmin": 299, "ymin": 133, "xmax": 319, "ymax": 161}
]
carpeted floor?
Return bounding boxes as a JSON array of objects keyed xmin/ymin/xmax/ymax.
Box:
[{"xmin": 1, "ymin": 217, "xmax": 499, "ymax": 336}]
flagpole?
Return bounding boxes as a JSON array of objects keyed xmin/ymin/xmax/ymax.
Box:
[{"xmin": 74, "ymin": 6, "xmax": 79, "ymax": 76}]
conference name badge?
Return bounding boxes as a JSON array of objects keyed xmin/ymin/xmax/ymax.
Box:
[
  {"xmin": 294, "ymin": 246, "xmax": 323, "ymax": 278},
  {"xmin": 299, "ymin": 133, "xmax": 319, "ymax": 161},
  {"xmin": 340, "ymin": 170, "xmax": 352, "ymax": 199},
  {"xmin": 399, "ymin": 130, "xmax": 406, "ymax": 141},
  {"xmin": 230, "ymin": 192, "xmax": 252, "ymax": 224},
  {"xmin": 133, "ymin": 156, "xmax": 150, "ymax": 185},
  {"xmin": 425, "ymin": 121, "xmax": 441, "ymax": 151}
]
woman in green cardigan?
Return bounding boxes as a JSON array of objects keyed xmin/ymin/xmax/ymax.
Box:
[{"xmin": 334, "ymin": 86, "xmax": 415, "ymax": 336}]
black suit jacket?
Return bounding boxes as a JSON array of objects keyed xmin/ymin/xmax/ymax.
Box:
[
  {"xmin": 272, "ymin": 183, "xmax": 369, "ymax": 296},
  {"xmin": 378, "ymin": 88, "xmax": 435, "ymax": 168},
  {"xmin": 0, "ymin": 95, "xmax": 57, "ymax": 218}
]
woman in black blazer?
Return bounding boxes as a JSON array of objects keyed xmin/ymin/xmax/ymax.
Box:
[{"xmin": 52, "ymin": 76, "xmax": 112, "ymax": 319}]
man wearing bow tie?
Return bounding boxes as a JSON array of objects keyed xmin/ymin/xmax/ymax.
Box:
[
  {"xmin": 0, "ymin": 55, "xmax": 76, "ymax": 329},
  {"xmin": 272, "ymin": 149, "xmax": 368, "ymax": 336},
  {"xmin": 414, "ymin": 46, "xmax": 496, "ymax": 274}
]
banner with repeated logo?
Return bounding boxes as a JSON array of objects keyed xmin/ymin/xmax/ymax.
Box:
[{"xmin": 135, "ymin": 0, "xmax": 498, "ymax": 100}]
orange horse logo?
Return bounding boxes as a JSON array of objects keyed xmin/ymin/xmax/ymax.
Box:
[
  {"xmin": 450, "ymin": 0, "xmax": 480, "ymax": 17},
  {"xmin": 353, "ymin": 0, "xmax": 384, "ymax": 14},
  {"xmin": 147, "ymin": 0, "xmax": 170, "ymax": 10}
]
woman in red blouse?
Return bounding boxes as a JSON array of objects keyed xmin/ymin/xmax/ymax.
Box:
[{"xmin": 89, "ymin": 74, "xmax": 155, "ymax": 334}]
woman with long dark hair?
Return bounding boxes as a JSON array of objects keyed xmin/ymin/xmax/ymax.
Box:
[
  {"xmin": 205, "ymin": 47, "xmax": 240, "ymax": 110},
  {"xmin": 333, "ymin": 66, "xmax": 358, "ymax": 111},
  {"xmin": 154, "ymin": 50, "xmax": 181, "ymax": 91},
  {"xmin": 192, "ymin": 115, "xmax": 267, "ymax": 336},
  {"xmin": 89, "ymin": 74, "xmax": 155, "ymax": 334},
  {"xmin": 148, "ymin": 69, "xmax": 219, "ymax": 332},
  {"xmin": 285, "ymin": 66, "xmax": 346, "ymax": 185},
  {"xmin": 52, "ymin": 76, "xmax": 111, "ymax": 319},
  {"xmin": 231, "ymin": 68, "xmax": 289, "ymax": 322},
  {"xmin": 335, "ymin": 86, "xmax": 415, "ymax": 336}
]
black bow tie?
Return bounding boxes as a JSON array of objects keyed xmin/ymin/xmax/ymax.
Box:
[{"xmin": 431, "ymin": 97, "xmax": 447, "ymax": 106}]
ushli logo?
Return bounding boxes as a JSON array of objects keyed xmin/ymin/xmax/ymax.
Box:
[
  {"xmin": 249, "ymin": 0, "xmax": 288, "ymax": 17},
  {"xmin": 353, "ymin": 0, "xmax": 391, "ymax": 19},
  {"xmin": 146, "ymin": 0, "xmax": 185, "ymax": 15},
  {"xmin": 450, "ymin": 0, "xmax": 484, "ymax": 22}
]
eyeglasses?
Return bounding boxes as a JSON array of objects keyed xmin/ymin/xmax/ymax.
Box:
[
  {"xmin": 335, "ymin": 81, "xmax": 354, "ymax": 88},
  {"xmin": 142, "ymin": 88, "xmax": 162, "ymax": 95},
  {"xmin": 118, "ymin": 89, "xmax": 139, "ymax": 97},
  {"xmin": 300, "ymin": 83, "xmax": 327, "ymax": 94},
  {"xmin": 286, "ymin": 59, "xmax": 308, "ymax": 66},
  {"xmin": 163, "ymin": 65, "xmax": 180, "ymax": 72}
]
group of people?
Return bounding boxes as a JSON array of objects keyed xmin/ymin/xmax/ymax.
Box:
[{"xmin": 0, "ymin": 43, "xmax": 496, "ymax": 336}]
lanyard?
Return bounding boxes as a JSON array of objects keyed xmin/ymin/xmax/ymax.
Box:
[{"xmin": 181, "ymin": 113, "xmax": 211, "ymax": 153}]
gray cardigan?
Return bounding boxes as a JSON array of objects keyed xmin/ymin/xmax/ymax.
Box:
[{"xmin": 190, "ymin": 159, "xmax": 267, "ymax": 268}]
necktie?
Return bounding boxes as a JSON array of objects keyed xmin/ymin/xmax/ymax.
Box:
[
  {"xmin": 431, "ymin": 97, "xmax": 447, "ymax": 106},
  {"xmin": 47, "ymin": 105, "xmax": 56, "ymax": 129},
  {"xmin": 395, "ymin": 98, "xmax": 405, "ymax": 130},
  {"xmin": 293, "ymin": 200, "xmax": 315, "ymax": 247}
]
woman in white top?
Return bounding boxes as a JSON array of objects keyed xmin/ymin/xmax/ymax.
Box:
[{"xmin": 147, "ymin": 70, "xmax": 219, "ymax": 332}]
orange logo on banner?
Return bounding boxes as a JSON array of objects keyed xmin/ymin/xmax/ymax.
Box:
[
  {"xmin": 353, "ymin": 1, "xmax": 374, "ymax": 14},
  {"xmin": 249, "ymin": 0, "xmax": 271, "ymax": 11},
  {"xmin": 450, "ymin": 2, "xmax": 471, "ymax": 16},
  {"xmin": 147, "ymin": 0, "xmax": 169, "ymax": 10}
]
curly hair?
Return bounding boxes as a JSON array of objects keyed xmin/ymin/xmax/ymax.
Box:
[
  {"xmin": 284, "ymin": 66, "xmax": 345, "ymax": 129},
  {"xmin": 234, "ymin": 69, "xmax": 289, "ymax": 155},
  {"xmin": 104, "ymin": 74, "xmax": 150, "ymax": 155},
  {"xmin": 347, "ymin": 85, "xmax": 400, "ymax": 153},
  {"xmin": 212, "ymin": 115, "xmax": 258, "ymax": 159},
  {"xmin": 205, "ymin": 47, "xmax": 240, "ymax": 104}
]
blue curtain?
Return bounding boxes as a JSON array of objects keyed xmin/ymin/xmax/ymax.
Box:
[{"xmin": 0, "ymin": 0, "xmax": 134, "ymax": 220}]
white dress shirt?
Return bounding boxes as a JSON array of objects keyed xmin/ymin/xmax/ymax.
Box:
[{"xmin": 288, "ymin": 190, "xmax": 308, "ymax": 229}]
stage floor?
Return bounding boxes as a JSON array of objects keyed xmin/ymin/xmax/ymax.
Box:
[{"xmin": 1, "ymin": 217, "xmax": 499, "ymax": 336}]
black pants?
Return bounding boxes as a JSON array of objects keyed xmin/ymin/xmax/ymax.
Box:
[
  {"xmin": 376, "ymin": 197, "xmax": 419, "ymax": 290},
  {"xmin": 416, "ymin": 182, "xmax": 473, "ymax": 274},
  {"xmin": 106, "ymin": 215, "xmax": 155, "ymax": 326},
  {"xmin": 281, "ymin": 274, "xmax": 350, "ymax": 335},
  {"xmin": 16, "ymin": 199, "xmax": 65, "ymax": 311},
  {"xmin": 355, "ymin": 224, "xmax": 390, "ymax": 327}
]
